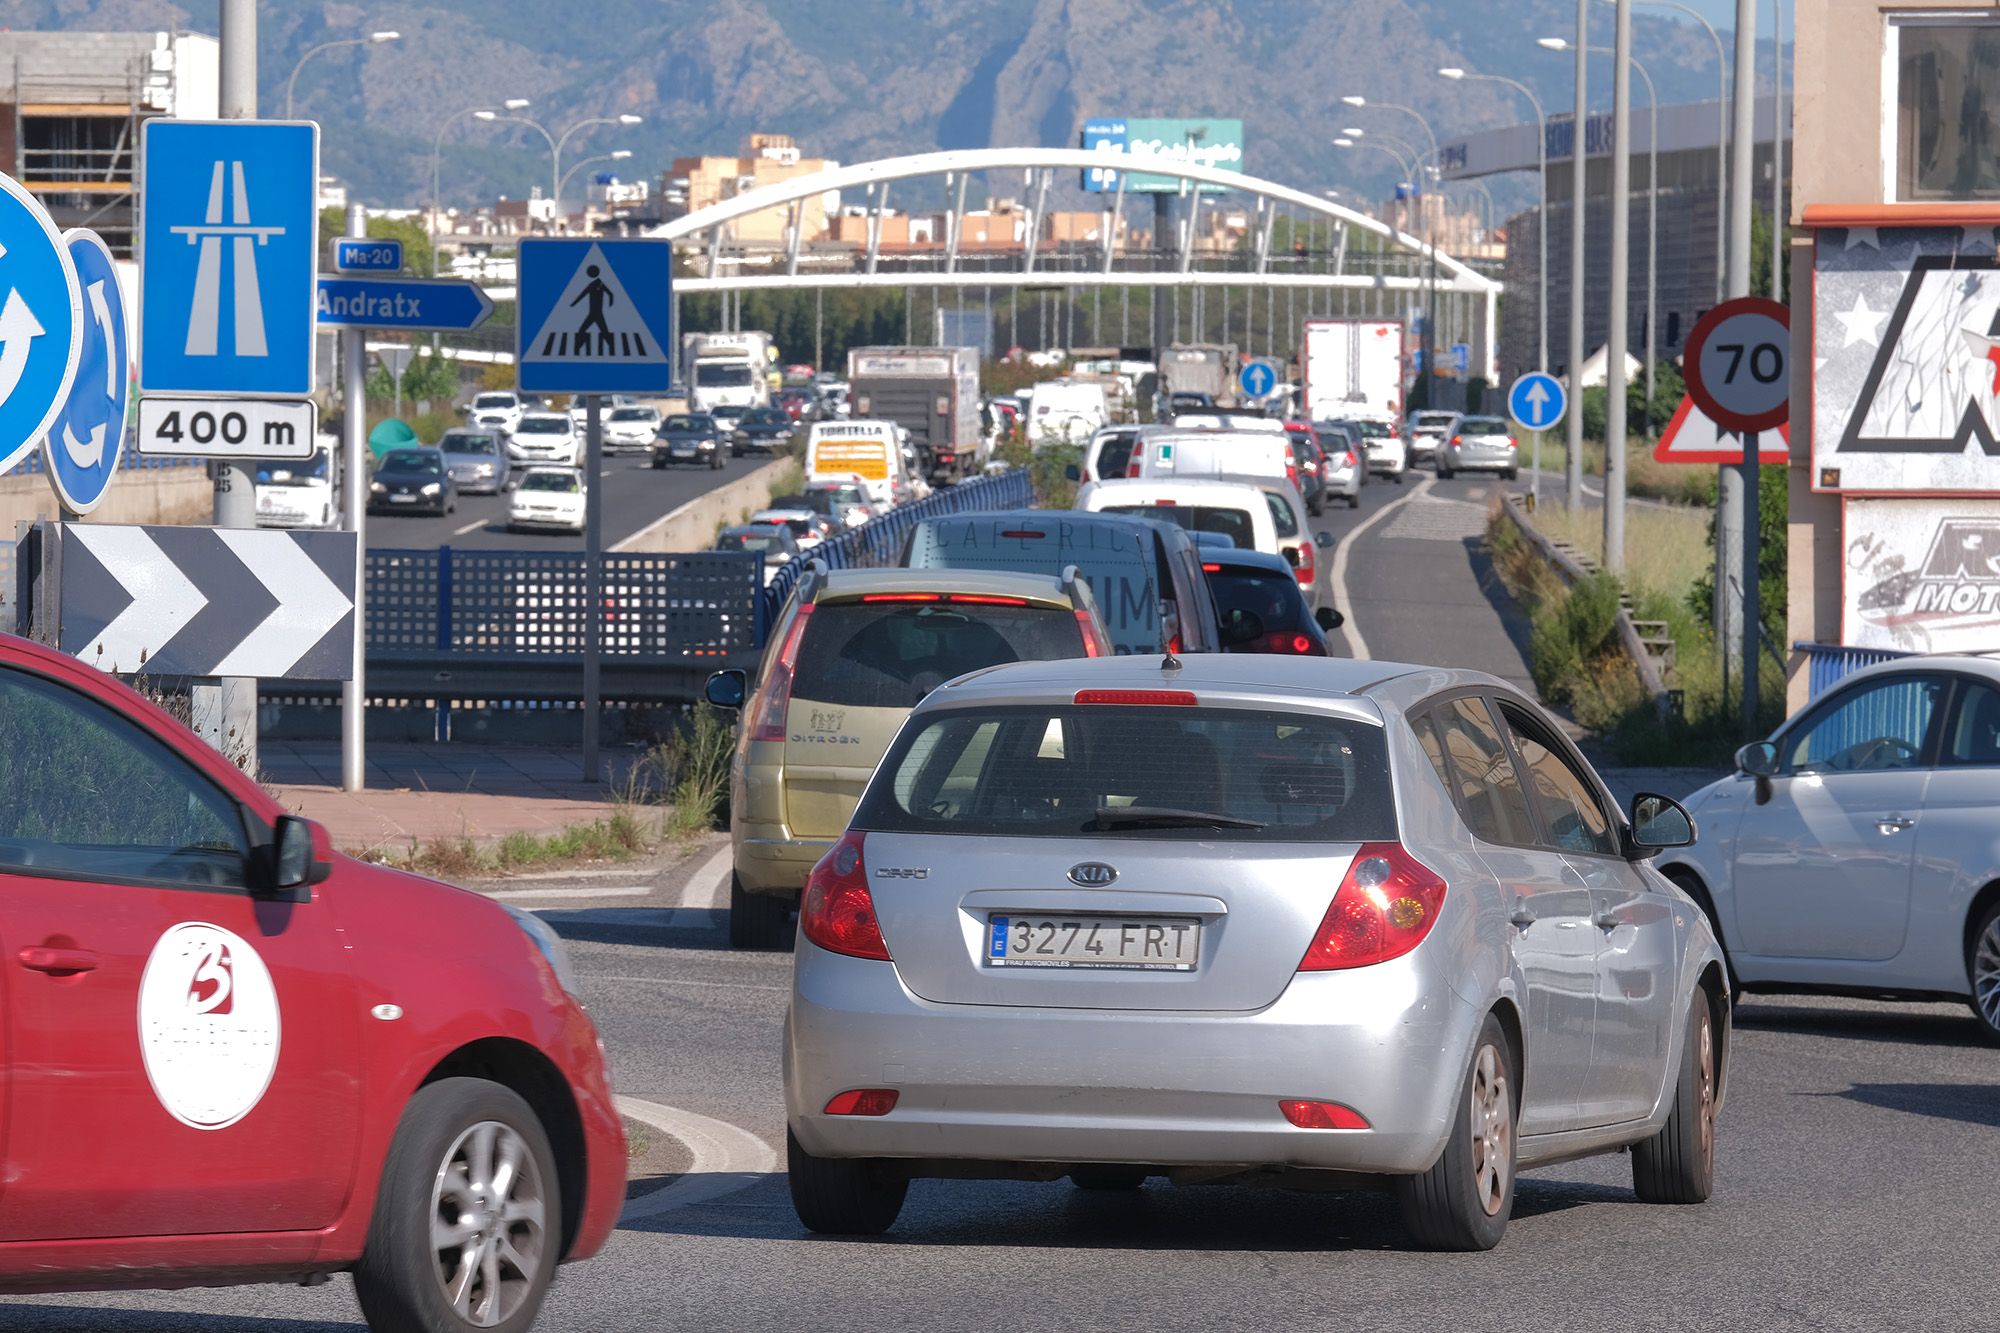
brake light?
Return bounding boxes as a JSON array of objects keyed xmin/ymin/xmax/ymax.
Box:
[
  {"xmin": 1201, "ymin": 563, "xmax": 1222, "ymax": 573},
  {"xmin": 1298, "ymin": 843, "xmax": 1447, "ymax": 971},
  {"xmin": 1126, "ymin": 454, "xmax": 1143, "ymax": 478},
  {"xmin": 1293, "ymin": 538, "xmax": 1315, "ymax": 589},
  {"xmin": 1000, "ymin": 529, "xmax": 1047, "ymax": 540},
  {"xmin": 1345, "ymin": 451, "xmax": 1358, "ymax": 468},
  {"xmin": 1507, "ymin": 437, "xmax": 1518, "ymax": 450},
  {"xmin": 1074, "ymin": 689, "xmax": 1198, "ymax": 706},
  {"xmin": 1152, "ymin": 498, "xmax": 1177, "ymax": 505},
  {"xmin": 1265, "ymin": 631, "xmax": 1320, "ymax": 654},
  {"xmin": 948, "ymin": 594, "xmax": 1031, "ymax": 606},
  {"xmin": 1075, "ymin": 608, "xmax": 1109, "ymax": 656},
  {"xmin": 1286, "ymin": 462, "xmax": 1300, "ymax": 490},
  {"xmin": 1451, "ymin": 435, "xmax": 1463, "ymax": 446},
  {"xmin": 800, "ymin": 831, "xmax": 891, "ymax": 961},
  {"xmin": 825, "ymin": 1088, "xmax": 899, "ymax": 1116},
  {"xmin": 747, "ymin": 603, "xmax": 813, "ymax": 742},
  {"xmin": 1280, "ymin": 1099, "xmax": 1371, "ymax": 1130},
  {"xmin": 861, "ymin": 593, "xmax": 943, "ymax": 603}
]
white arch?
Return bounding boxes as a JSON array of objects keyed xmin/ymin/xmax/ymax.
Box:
[{"xmin": 659, "ymin": 147, "xmax": 1499, "ymax": 293}]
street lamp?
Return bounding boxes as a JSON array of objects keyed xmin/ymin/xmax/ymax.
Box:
[
  {"xmin": 1342, "ymin": 97, "xmax": 1442, "ymax": 409},
  {"xmin": 1543, "ymin": 37, "xmax": 1660, "ymax": 425},
  {"xmin": 553, "ymin": 115, "xmax": 645, "ymax": 224},
  {"xmin": 431, "ymin": 99, "xmax": 530, "ymax": 276},
  {"xmin": 1439, "ymin": 66, "xmax": 1550, "ymax": 374},
  {"xmin": 558, "ymin": 149, "xmax": 634, "ymax": 227},
  {"xmin": 284, "ymin": 30, "xmax": 400, "ymax": 119}
]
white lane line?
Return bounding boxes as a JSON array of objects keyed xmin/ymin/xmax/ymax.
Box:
[
  {"xmin": 617, "ymin": 1095, "xmax": 779, "ymax": 1221},
  {"xmin": 491, "ymin": 885, "xmax": 655, "ymax": 903},
  {"xmin": 452, "ymin": 518, "xmax": 486, "ymax": 536},
  {"xmin": 1327, "ymin": 472, "xmax": 1434, "ymax": 660},
  {"xmin": 681, "ymin": 842, "xmax": 733, "ymax": 910}
]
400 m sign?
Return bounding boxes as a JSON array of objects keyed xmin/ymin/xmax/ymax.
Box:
[{"xmin": 137, "ymin": 397, "xmax": 317, "ymax": 460}]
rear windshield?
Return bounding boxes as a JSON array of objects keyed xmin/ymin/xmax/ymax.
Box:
[
  {"xmin": 793, "ymin": 603, "xmax": 1086, "ymax": 711},
  {"xmin": 1207, "ymin": 566, "xmax": 1312, "ymax": 637},
  {"xmin": 1347, "ymin": 420, "xmax": 1391, "ymax": 438},
  {"xmin": 1458, "ymin": 417, "xmax": 1508, "ymax": 434},
  {"xmin": 724, "ymin": 532, "xmax": 786, "ymax": 554},
  {"xmin": 1092, "ymin": 435, "xmax": 1138, "ymax": 478},
  {"xmin": 474, "ymin": 394, "xmax": 515, "ymax": 409},
  {"xmin": 854, "ymin": 705, "xmax": 1395, "ymax": 842},
  {"xmin": 1103, "ymin": 503, "xmax": 1254, "ymax": 552},
  {"xmin": 906, "ymin": 518, "xmax": 1162, "ymax": 655}
]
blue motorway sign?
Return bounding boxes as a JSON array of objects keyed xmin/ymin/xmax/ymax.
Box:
[
  {"xmin": 317, "ymin": 276, "xmax": 494, "ymax": 332},
  {"xmin": 516, "ymin": 238, "xmax": 672, "ymax": 394},
  {"xmin": 140, "ymin": 119, "xmax": 319, "ymax": 398},
  {"xmin": 333, "ymin": 236, "xmax": 403, "ymax": 273},
  {"xmin": 0, "ymin": 174, "xmax": 81, "ymax": 479},
  {"xmin": 1508, "ymin": 371, "xmax": 1568, "ymax": 432},
  {"xmin": 43, "ymin": 228, "xmax": 127, "ymax": 513},
  {"xmin": 1238, "ymin": 359, "xmax": 1278, "ymax": 400}
]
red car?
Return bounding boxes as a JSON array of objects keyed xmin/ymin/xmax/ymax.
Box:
[{"xmin": 0, "ymin": 631, "xmax": 624, "ymax": 1330}]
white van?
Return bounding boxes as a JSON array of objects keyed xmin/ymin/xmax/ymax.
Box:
[
  {"xmin": 1026, "ymin": 381, "xmax": 1110, "ymax": 446},
  {"xmin": 805, "ymin": 418, "xmax": 912, "ymax": 509},
  {"xmin": 1128, "ymin": 428, "xmax": 1297, "ymax": 490},
  {"xmin": 1075, "ymin": 476, "xmax": 1325, "ymax": 611},
  {"xmin": 255, "ymin": 440, "xmax": 340, "ymax": 529}
]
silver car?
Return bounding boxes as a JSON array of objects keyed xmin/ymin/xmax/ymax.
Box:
[
  {"xmin": 436, "ymin": 428, "xmax": 510, "ymax": 494},
  {"xmin": 1312, "ymin": 422, "xmax": 1364, "ymax": 509},
  {"xmin": 1657, "ymin": 656, "xmax": 2000, "ymax": 1042},
  {"xmin": 1437, "ymin": 414, "xmax": 1520, "ymax": 480},
  {"xmin": 784, "ymin": 654, "xmax": 1726, "ymax": 1250},
  {"xmin": 1406, "ymin": 409, "xmax": 1457, "ymax": 464}
]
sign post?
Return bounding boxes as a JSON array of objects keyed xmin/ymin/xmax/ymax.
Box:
[
  {"xmin": 1507, "ymin": 371, "xmax": 1568, "ymax": 509},
  {"xmin": 1683, "ymin": 295, "xmax": 1791, "ymax": 735}
]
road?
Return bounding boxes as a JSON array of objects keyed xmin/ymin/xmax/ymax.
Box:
[
  {"xmin": 362, "ymin": 448, "xmax": 781, "ymax": 553},
  {"xmin": 16, "ymin": 844, "xmax": 1997, "ymax": 1333}
]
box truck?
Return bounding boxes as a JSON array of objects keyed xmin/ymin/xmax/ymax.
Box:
[
  {"xmin": 682, "ymin": 332, "xmax": 775, "ymax": 413},
  {"xmin": 846, "ymin": 345, "xmax": 986, "ymax": 484},
  {"xmin": 1301, "ymin": 319, "xmax": 1405, "ymax": 425}
]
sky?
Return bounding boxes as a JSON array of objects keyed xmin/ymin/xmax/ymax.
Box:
[{"xmin": 1673, "ymin": 0, "xmax": 1791, "ymax": 33}]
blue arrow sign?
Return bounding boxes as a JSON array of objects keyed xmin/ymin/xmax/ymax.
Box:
[
  {"xmin": 0, "ymin": 174, "xmax": 81, "ymax": 481},
  {"xmin": 1508, "ymin": 371, "xmax": 1568, "ymax": 432},
  {"xmin": 1239, "ymin": 360, "xmax": 1278, "ymax": 399},
  {"xmin": 316, "ymin": 276, "xmax": 495, "ymax": 332},
  {"xmin": 44, "ymin": 228, "xmax": 127, "ymax": 513}
]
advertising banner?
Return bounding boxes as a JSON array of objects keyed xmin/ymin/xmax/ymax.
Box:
[
  {"xmin": 1844, "ymin": 497, "xmax": 2000, "ymax": 652},
  {"xmin": 1081, "ymin": 118, "xmax": 1245, "ymax": 193}
]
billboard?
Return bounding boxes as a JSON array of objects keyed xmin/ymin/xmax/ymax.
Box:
[
  {"xmin": 1813, "ymin": 224, "xmax": 2000, "ymax": 493},
  {"xmin": 1844, "ymin": 497, "xmax": 2000, "ymax": 652},
  {"xmin": 1081, "ymin": 118, "xmax": 1246, "ymax": 194}
]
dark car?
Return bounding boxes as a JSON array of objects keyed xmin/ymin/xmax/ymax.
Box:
[
  {"xmin": 1201, "ymin": 547, "xmax": 1343, "ymax": 655},
  {"xmin": 653, "ymin": 413, "xmax": 724, "ymax": 470},
  {"xmin": 731, "ymin": 406, "xmax": 797, "ymax": 457},
  {"xmin": 367, "ymin": 447, "xmax": 454, "ymax": 516}
]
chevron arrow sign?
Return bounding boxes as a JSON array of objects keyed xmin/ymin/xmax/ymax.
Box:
[{"xmin": 57, "ymin": 524, "xmax": 356, "ymax": 680}]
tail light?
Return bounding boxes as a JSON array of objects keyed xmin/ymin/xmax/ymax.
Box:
[
  {"xmin": 800, "ymin": 830, "xmax": 891, "ymax": 961},
  {"xmin": 1286, "ymin": 462, "xmax": 1301, "ymax": 491},
  {"xmin": 1298, "ymin": 843, "xmax": 1447, "ymax": 971},
  {"xmin": 1451, "ymin": 435, "xmax": 1463, "ymax": 446},
  {"xmin": 1265, "ymin": 630, "xmax": 1321, "ymax": 655},
  {"xmin": 1292, "ymin": 538, "xmax": 1316, "ymax": 589},
  {"xmin": 1126, "ymin": 453, "xmax": 1143, "ymax": 478},
  {"xmin": 1344, "ymin": 451, "xmax": 1358, "ymax": 468},
  {"xmin": 746, "ymin": 603, "xmax": 814, "ymax": 742},
  {"xmin": 1075, "ymin": 608, "xmax": 1110, "ymax": 657},
  {"xmin": 1507, "ymin": 437, "xmax": 1518, "ymax": 451},
  {"xmin": 1280, "ymin": 1099, "xmax": 1370, "ymax": 1130},
  {"xmin": 825, "ymin": 1089, "xmax": 899, "ymax": 1116},
  {"xmin": 1075, "ymin": 689, "xmax": 1198, "ymax": 705}
]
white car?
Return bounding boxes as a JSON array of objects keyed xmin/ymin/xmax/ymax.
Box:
[
  {"xmin": 1076, "ymin": 476, "xmax": 1327, "ymax": 611},
  {"xmin": 466, "ymin": 390, "xmax": 525, "ymax": 435},
  {"xmin": 602, "ymin": 404, "xmax": 663, "ymax": 453},
  {"xmin": 507, "ymin": 466, "xmax": 586, "ymax": 534},
  {"xmin": 508, "ymin": 412, "xmax": 580, "ymax": 466}
]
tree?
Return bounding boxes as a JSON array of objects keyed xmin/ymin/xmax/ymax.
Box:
[{"xmin": 317, "ymin": 208, "xmax": 434, "ymax": 277}]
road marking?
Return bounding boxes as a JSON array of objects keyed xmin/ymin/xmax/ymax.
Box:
[
  {"xmin": 681, "ymin": 842, "xmax": 733, "ymax": 910},
  {"xmin": 616, "ymin": 1095, "xmax": 779, "ymax": 1221},
  {"xmin": 1327, "ymin": 472, "xmax": 1433, "ymax": 660},
  {"xmin": 452, "ymin": 518, "xmax": 486, "ymax": 536},
  {"xmin": 491, "ymin": 884, "xmax": 654, "ymax": 902}
]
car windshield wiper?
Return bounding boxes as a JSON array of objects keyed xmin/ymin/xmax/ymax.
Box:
[{"xmin": 1087, "ymin": 805, "xmax": 1266, "ymax": 831}]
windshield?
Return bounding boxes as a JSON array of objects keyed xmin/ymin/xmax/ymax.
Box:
[
  {"xmin": 256, "ymin": 453, "xmax": 330, "ymax": 485},
  {"xmin": 793, "ymin": 603, "xmax": 1086, "ymax": 712},
  {"xmin": 381, "ymin": 450, "xmax": 442, "ymax": 474},
  {"xmin": 664, "ymin": 415, "xmax": 712, "ymax": 431},
  {"xmin": 440, "ymin": 433, "xmax": 497, "ymax": 455},
  {"xmin": 696, "ymin": 365, "xmax": 755, "ymax": 387},
  {"xmin": 610, "ymin": 408, "xmax": 655, "ymax": 422},
  {"xmin": 1104, "ymin": 504, "xmax": 1254, "ymax": 552},
  {"xmin": 1458, "ymin": 417, "xmax": 1508, "ymax": 435},
  {"xmin": 516, "ymin": 417, "xmax": 567, "ymax": 435},
  {"xmin": 520, "ymin": 472, "xmax": 579, "ymax": 493},
  {"xmin": 474, "ymin": 394, "xmax": 515, "ymax": 409},
  {"xmin": 855, "ymin": 705, "xmax": 1394, "ymax": 842}
]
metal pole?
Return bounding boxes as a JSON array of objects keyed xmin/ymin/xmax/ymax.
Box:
[
  {"xmin": 1604, "ymin": 0, "xmax": 1631, "ymax": 574},
  {"xmin": 1728, "ymin": 0, "xmax": 1760, "ymax": 731},
  {"xmin": 1639, "ymin": 58, "xmax": 1658, "ymax": 430},
  {"xmin": 341, "ymin": 203, "xmax": 369, "ymax": 793},
  {"xmin": 582, "ymin": 394, "xmax": 603, "ymax": 782},
  {"xmin": 1567, "ymin": 0, "xmax": 1588, "ymax": 509},
  {"xmin": 1770, "ymin": 0, "xmax": 1785, "ymax": 302}
]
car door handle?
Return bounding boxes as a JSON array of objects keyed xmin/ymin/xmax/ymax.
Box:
[
  {"xmin": 1594, "ymin": 911, "xmax": 1622, "ymax": 931},
  {"xmin": 1876, "ymin": 816, "xmax": 1917, "ymax": 835},
  {"xmin": 18, "ymin": 946, "xmax": 98, "ymax": 974},
  {"xmin": 1509, "ymin": 908, "xmax": 1537, "ymax": 930}
]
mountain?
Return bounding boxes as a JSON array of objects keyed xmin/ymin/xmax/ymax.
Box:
[{"xmin": 0, "ymin": 0, "xmax": 1785, "ymax": 217}]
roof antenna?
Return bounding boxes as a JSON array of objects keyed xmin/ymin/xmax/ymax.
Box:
[{"xmin": 1161, "ymin": 649, "xmax": 1183, "ymax": 672}]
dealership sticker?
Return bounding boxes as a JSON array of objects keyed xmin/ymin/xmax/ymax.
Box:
[{"xmin": 138, "ymin": 922, "xmax": 282, "ymax": 1130}]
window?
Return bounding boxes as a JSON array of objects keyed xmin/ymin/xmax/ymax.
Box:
[
  {"xmin": 1263, "ymin": 490, "xmax": 1300, "ymax": 539},
  {"xmin": 1785, "ymin": 675, "xmax": 1943, "ymax": 773},
  {"xmin": 792, "ymin": 602, "xmax": 1086, "ymax": 711},
  {"xmin": 1944, "ymin": 679, "xmax": 2000, "ymax": 766},
  {"xmin": 1893, "ymin": 17, "xmax": 2000, "ymax": 200},
  {"xmin": 1428, "ymin": 697, "xmax": 1536, "ymax": 846},
  {"xmin": 1104, "ymin": 504, "xmax": 1255, "ymax": 551},
  {"xmin": 1500, "ymin": 706, "xmax": 1618, "ymax": 857},
  {"xmin": 0, "ymin": 670, "xmax": 249, "ymax": 888}
]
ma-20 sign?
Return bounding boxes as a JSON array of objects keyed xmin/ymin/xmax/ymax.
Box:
[{"xmin": 1684, "ymin": 296, "xmax": 1791, "ymax": 434}]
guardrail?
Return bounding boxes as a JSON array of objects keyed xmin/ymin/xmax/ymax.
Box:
[
  {"xmin": 758, "ymin": 468, "xmax": 1034, "ymax": 624},
  {"xmin": 1793, "ymin": 641, "xmax": 1916, "ymax": 700}
]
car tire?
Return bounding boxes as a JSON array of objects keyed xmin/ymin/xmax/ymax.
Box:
[
  {"xmin": 787, "ymin": 1128, "xmax": 907, "ymax": 1235},
  {"xmin": 1069, "ymin": 1166, "xmax": 1148, "ymax": 1191},
  {"xmin": 1437, "ymin": 464, "xmax": 1454, "ymax": 480},
  {"xmin": 1309, "ymin": 497, "xmax": 1325, "ymax": 518},
  {"xmin": 1632, "ymin": 990, "xmax": 1719, "ymax": 1204},
  {"xmin": 1394, "ymin": 1014, "xmax": 1515, "ymax": 1251},
  {"xmin": 352, "ymin": 1077, "xmax": 561, "ymax": 1333},
  {"xmin": 1503, "ymin": 468, "xmax": 1518, "ymax": 481},
  {"xmin": 1966, "ymin": 901, "xmax": 2000, "ymax": 1042},
  {"xmin": 729, "ymin": 873, "xmax": 793, "ymax": 950},
  {"xmin": 1347, "ymin": 494, "xmax": 1361, "ymax": 509},
  {"xmin": 1392, "ymin": 472, "xmax": 1404, "ymax": 485}
]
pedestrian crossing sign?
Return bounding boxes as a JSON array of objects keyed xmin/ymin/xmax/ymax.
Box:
[{"xmin": 516, "ymin": 238, "xmax": 672, "ymax": 393}]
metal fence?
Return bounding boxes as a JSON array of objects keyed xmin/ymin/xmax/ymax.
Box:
[
  {"xmin": 7, "ymin": 441, "xmax": 207, "ymax": 474},
  {"xmin": 758, "ymin": 469, "xmax": 1034, "ymax": 624}
]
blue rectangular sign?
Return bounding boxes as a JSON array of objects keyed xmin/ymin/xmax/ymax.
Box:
[
  {"xmin": 317, "ymin": 276, "xmax": 494, "ymax": 332},
  {"xmin": 516, "ymin": 239, "xmax": 673, "ymax": 394},
  {"xmin": 333, "ymin": 237, "xmax": 403, "ymax": 273},
  {"xmin": 140, "ymin": 119, "xmax": 319, "ymax": 397}
]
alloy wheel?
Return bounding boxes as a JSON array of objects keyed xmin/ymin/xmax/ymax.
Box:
[
  {"xmin": 1696, "ymin": 1008, "xmax": 1717, "ymax": 1160},
  {"xmin": 429, "ymin": 1119, "xmax": 549, "ymax": 1328},
  {"xmin": 1974, "ymin": 916, "xmax": 2000, "ymax": 1031},
  {"xmin": 1469, "ymin": 1043, "xmax": 1512, "ymax": 1217}
]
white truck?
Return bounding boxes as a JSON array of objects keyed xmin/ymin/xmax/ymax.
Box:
[
  {"xmin": 1301, "ymin": 319, "xmax": 1405, "ymax": 426},
  {"xmin": 681, "ymin": 332, "xmax": 775, "ymax": 413}
]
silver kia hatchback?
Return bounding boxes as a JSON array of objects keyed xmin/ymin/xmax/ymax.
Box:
[{"xmin": 784, "ymin": 654, "xmax": 1728, "ymax": 1250}]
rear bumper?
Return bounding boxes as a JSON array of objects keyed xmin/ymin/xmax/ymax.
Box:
[
  {"xmin": 785, "ymin": 941, "xmax": 1475, "ymax": 1176},
  {"xmin": 735, "ymin": 830, "xmax": 833, "ymax": 896},
  {"xmin": 1443, "ymin": 448, "xmax": 1515, "ymax": 472}
]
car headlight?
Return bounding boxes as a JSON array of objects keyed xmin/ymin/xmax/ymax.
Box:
[
  {"xmin": 503, "ymin": 903, "xmax": 580, "ymax": 996},
  {"xmin": 421, "ymin": 482, "xmax": 442, "ymax": 496},
  {"xmin": 370, "ymin": 480, "xmax": 386, "ymax": 493},
  {"xmin": 477, "ymin": 463, "xmax": 495, "ymax": 475}
]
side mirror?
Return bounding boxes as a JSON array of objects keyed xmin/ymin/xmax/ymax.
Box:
[
  {"xmin": 1314, "ymin": 530, "xmax": 1334, "ymax": 549},
  {"xmin": 1735, "ymin": 740, "xmax": 1779, "ymax": 778},
  {"xmin": 270, "ymin": 814, "xmax": 330, "ymax": 893},
  {"xmin": 1627, "ymin": 792, "xmax": 1697, "ymax": 857},
  {"xmin": 704, "ymin": 669, "xmax": 747, "ymax": 711},
  {"xmin": 1315, "ymin": 605, "xmax": 1345, "ymax": 631}
]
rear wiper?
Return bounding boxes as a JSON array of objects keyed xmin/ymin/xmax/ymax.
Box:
[{"xmin": 1087, "ymin": 805, "xmax": 1266, "ymax": 831}]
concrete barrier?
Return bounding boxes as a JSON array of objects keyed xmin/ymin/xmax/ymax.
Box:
[
  {"xmin": 613, "ymin": 457, "xmax": 795, "ymax": 554},
  {"xmin": 3, "ymin": 465, "xmax": 212, "ymax": 529}
]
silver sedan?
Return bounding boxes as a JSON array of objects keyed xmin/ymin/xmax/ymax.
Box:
[{"xmin": 782, "ymin": 654, "xmax": 1727, "ymax": 1250}]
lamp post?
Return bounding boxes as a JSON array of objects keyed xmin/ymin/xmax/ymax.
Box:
[
  {"xmin": 283, "ymin": 30, "xmax": 399, "ymax": 119},
  {"xmin": 553, "ymin": 115, "xmax": 644, "ymax": 225},
  {"xmin": 1613, "ymin": 0, "xmax": 1728, "ymax": 302},
  {"xmin": 1335, "ymin": 135, "xmax": 1427, "ymax": 392},
  {"xmin": 559, "ymin": 149, "xmax": 634, "ymax": 233},
  {"xmin": 1438, "ymin": 67, "xmax": 1548, "ymax": 374},
  {"xmin": 477, "ymin": 112, "xmax": 644, "ymax": 233},
  {"xmin": 431, "ymin": 98, "xmax": 530, "ymax": 276},
  {"xmin": 1343, "ymin": 96, "xmax": 1441, "ymax": 411}
]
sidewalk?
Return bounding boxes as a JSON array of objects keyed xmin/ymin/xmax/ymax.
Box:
[{"xmin": 261, "ymin": 741, "xmax": 639, "ymax": 852}]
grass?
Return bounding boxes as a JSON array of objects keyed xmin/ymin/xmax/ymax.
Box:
[
  {"xmin": 1527, "ymin": 503, "xmax": 1713, "ymax": 614},
  {"xmin": 1520, "ymin": 437, "xmax": 1718, "ymax": 507}
]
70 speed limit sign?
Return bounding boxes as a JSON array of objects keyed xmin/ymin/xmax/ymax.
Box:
[{"xmin": 1683, "ymin": 296, "xmax": 1790, "ymax": 434}]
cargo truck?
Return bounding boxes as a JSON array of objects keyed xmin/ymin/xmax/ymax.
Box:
[
  {"xmin": 1301, "ymin": 319, "xmax": 1405, "ymax": 425},
  {"xmin": 846, "ymin": 345, "xmax": 986, "ymax": 484},
  {"xmin": 1158, "ymin": 342, "xmax": 1240, "ymax": 412},
  {"xmin": 682, "ymin": 332, "xmax": 775, "ymax": 413}
]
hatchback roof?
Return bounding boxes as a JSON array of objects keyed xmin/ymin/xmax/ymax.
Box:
[
  {"xmin": 923, "ymin": 651, "xmax": 1510, "ymax": 708},
  {"xmin": 811, "ymin": 566, "xmax": 1079, "ymax": 606},
  {"xmin": 1196, "ymin": 547, "xmax": 1296, "ymax": 577}
]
